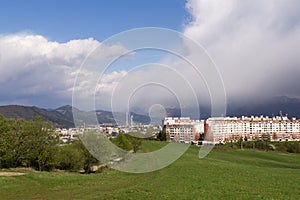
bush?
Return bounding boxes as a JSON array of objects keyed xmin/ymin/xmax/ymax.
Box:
[{"xmin": 54, "ymin": 144, "xmax": 84, "ymax": 171}]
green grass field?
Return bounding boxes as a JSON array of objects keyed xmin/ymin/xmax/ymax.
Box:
[{"xmin": 1, "ymin": 141, "xmax": 300, "ymax": 199}]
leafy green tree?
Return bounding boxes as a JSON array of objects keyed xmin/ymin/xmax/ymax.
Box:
[
  {"xmin": 115, "ymin": 133, "xmax": 133, "ymax": 151},
  {"xmin": 262, "ymin": 133, "xmax": 271, "ymax": 151},
  {"xmin": 237, "ymin": 137, "xmax": 244, "ymax": 149},
  {"xmin": 54, "ymin": 135, "xmax": 99, "ymax": 173},
  {"xmin": 126, "ymin": 136, "xmax": 141, "ymax": 153},
  {"xmin": 75, "ymin": 139, "xmax": 99, "ymax": 173},
  {"xmin": 20, "ymin": 116, "xmax": 57, "ymax": 170},
  {"xmin": 157, "ymin": 129, "xmax": 167, "ymax": 141},
  {"xmin": 0, "ymin": 115, "xmax": 16, "ymax": 168},
  {"xmin": 125, "ymin": 132, "xmax": 143, "ymax": 153}
]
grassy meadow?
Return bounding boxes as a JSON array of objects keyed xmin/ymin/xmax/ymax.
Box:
[{"xmin": 1, "ymin": 140, "xmax": 300, "ymax": 199}]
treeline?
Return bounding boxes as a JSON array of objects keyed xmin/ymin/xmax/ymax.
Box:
[
  {"xmin": 215, "ymin": 139, "xmax": 300, "ymax": 153},
  {"xmin": 0, "ymin": 114, "xmax": 98, "ymax": 172}
]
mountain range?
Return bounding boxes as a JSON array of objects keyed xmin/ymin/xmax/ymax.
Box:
[
  {"xmin": 0, "ymin": 96, "xmax": 299, "ymax": 128},
  {"xmin": 0, "ymin": 105, "xmax": 150, "ymax": 128}
]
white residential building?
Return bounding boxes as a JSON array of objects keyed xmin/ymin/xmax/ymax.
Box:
[
  {"xmin": 206, "ymin": 116, "xmax": 300, "ymax": 143},
  {"xmin": 163, "ymin": 117, "xmax": 204, "ymax": 143}
]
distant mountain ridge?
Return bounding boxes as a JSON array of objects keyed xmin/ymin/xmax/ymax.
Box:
[
  {"xmin": 0, "ymin": 105, "xmax": 75, "ymax": 128},
  {"xmin": 0, "ymin": 96, "xmax": 299, "ymax": 127},
  {"xmin": 0, "ymin": 105, "xmax": 150, "ymax": 128}
]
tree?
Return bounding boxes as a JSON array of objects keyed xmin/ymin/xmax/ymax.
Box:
[
  {"xmin": 115, "ymin": 133, "xmax": 132, "ymax": 151},
  {"xmin": 127, "ymin": 136, "xmax": 141, "ymax": 153},
  {"xmin": 20, "ymin": 116, "xmax": 58, "ymax": 170},
  {"xmin": 72, "ymin": 139, "xmax": 99, "ymax": 173},
  {"xmin": 262, "ymin": 133, "xmax": 270, "ymax": 151},
  {"xmin": 157, "ymin": 129, "xmax": 167, "ymax": 141},
  {"xmin": 0, "ymin": 115, "xmax": 16, "ymax": 168},
  {"xmin": 238, "ymin": 137, "xmax": 243, "ymax": 149},
  {"xmin": 53, "ymin": 144, "xmax": 80, "ymax": 171}
]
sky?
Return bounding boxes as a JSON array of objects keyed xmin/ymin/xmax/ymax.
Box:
[
  {"xmin": 0, "ymin": 0, "xmax": 300, "ymax": 114},
  {"xmin": 0, "ymin": 0, "xmax": 189, "ymax": 42}
]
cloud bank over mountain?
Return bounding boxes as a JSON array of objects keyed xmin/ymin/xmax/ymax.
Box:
[{"xmin": 1, "ymin": 0, "xmax": 300, "ymax": 114}]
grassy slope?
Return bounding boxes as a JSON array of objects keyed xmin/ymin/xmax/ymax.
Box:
[{"xmin": 1, "ymin": 141, "xmax": 300, "ymax": 199}]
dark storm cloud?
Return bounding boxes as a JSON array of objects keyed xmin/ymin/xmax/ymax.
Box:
[{"xmin": 184, "ymin": 0, "xmax": 300, "ymax": 102}]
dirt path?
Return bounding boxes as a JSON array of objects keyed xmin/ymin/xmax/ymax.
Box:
[{"xmin": 0, "ymin": 172, "xmax": 25, "ymax": 177}]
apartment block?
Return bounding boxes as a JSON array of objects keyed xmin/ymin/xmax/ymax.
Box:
[
  {"xmin": 163, "ymin": 117, "xmax": 204, "ymax": 143},
  {"xmin": 206, "ymin": 116, "xmax": 300, "ymax": 143}
]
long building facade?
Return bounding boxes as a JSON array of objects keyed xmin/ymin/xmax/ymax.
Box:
[
  {"xmin": 163, "ymin": 116, "xmax": 300, "ymax": 144},
  {"xmin": 206, "ymin": 116, "xmax": 300, "ymax": 143}
]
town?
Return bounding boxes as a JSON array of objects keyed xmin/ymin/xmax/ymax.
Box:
[{"xmin": 56, "ymin": 115, "xmax": 300, "ymax": 145}]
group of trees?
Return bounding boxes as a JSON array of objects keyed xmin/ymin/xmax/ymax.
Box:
[
  {"xmin": 0, "ymin": 114, "xmax": 98, "ymax": 172},
  {"xmin": 56, "ymin": 139, "xmax": 99, "ymax": 173},
  {"xmin": 0, "ymin": 114, "xmax": 149, "ymax": 172},
  {"xmin": 0, "ymin": 115, "xmax": 57, "ymax": 170},
  {"xmin": 112, "ymin": 132, "xmax": 142, "ymax": 153},
  {"xmin": 215, "ymin": 136, "xmax": 300, "ymax": 153}
]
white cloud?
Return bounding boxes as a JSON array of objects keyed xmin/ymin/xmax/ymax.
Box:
[
  {"xmin": 184, "ymin": 0, "xmax": 300, "ymax": 101},
  {"xmin": 0, "ymin": 33, "xmax": 128, "ymax": 107}
]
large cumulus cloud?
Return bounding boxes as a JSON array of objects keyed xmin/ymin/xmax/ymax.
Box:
[{"xmin": 0, "ymin": 33, "xmax": 128, "ymax": 108}]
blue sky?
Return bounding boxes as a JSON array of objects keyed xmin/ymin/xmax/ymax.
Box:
[
  {"xmin": 0, "ymin": 0, "xmax": 189, "ymax": 42},
  {"xmin": 0, "ymin": 0, "xmax": 300, "ymax": 111}
]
